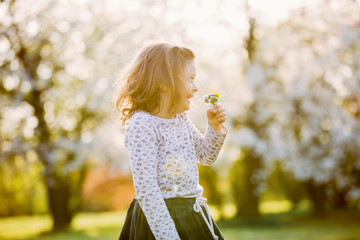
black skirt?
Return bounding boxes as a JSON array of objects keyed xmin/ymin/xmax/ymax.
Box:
[{"xmin": 118, "ymin": 197, "xmax": 225, "ymax": 240}]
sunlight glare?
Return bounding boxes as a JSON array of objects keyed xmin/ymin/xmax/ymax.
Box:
[
  {"xmin": 186, "ymin": 24, "xmax": 232, "ymax": 44},
  {"xmin": 260, "ymin": 200, "xmax": 293, "ymax": 214},
  {"xmin": 248, "ymin": 0, "xmax": 320, "ymax": 24}
]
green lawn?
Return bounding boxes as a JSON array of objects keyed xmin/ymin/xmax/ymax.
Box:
[{"xmin": 0, "ymin": 210, "xmax": 359, "ymax": 240}]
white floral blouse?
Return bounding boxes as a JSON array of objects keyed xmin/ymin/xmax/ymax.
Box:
[{"xmin": 125, "ymin": 111, "xmax": 227, "ymax": 240}]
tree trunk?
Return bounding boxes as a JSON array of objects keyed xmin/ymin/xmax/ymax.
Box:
[
  {"xmin": 46, "ymin": 176, "xmax": 73, "ymax": 230},
  {"xmin": 239, "ymin": 149, "xmax": 261, "ymax": 220},
  {"xmin": 231, "ymin": 148, "xmax": 261, "ymax": 221},
  {"xmin": 230, "ymin": 158, "xmax": 243, "ymax": 217},
  {"xmin": 306, "ymin": 181, "xmax": 327, "ymax": 215},
  {"xmin": 43, "ymin": 160, "xmax": 87, "ymax": 230},
  {"xmin": 332, "ymin": 189, "xmax": 348, "ymax": 210}
]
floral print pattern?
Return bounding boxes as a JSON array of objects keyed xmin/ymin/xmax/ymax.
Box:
[{"xmin": 125, "ymin": 111, "xmax": 227, "ymax": 240}]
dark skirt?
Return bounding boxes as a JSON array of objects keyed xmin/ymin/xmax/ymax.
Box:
[{"xmin": 118, "ymin": 197, "xmax": 225, "ymax": 240}]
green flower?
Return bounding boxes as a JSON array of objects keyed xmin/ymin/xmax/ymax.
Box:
[{"xmin": 204, "ymin": 92, "xmax": 220, "ymax": 105}]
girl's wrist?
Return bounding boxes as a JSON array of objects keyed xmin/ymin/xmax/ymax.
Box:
[{"xmin": 209, "ymin": 122, "xmax": 227, "ymax": 134}]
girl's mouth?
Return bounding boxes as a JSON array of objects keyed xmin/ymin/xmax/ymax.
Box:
[{"xmin": 187, "ymin": 95, "xmax": 194, "ymax": 103}]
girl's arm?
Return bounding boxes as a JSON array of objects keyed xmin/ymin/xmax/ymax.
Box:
[
  {"xmin": 125, "ymin": 113, "xmax": 180, "ymax": 240},
  {"xmin": 185, "ymin": 111, "xmax": 227, "ymax": 166}
]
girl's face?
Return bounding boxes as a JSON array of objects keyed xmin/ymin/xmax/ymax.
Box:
[{"xmin": 175, "ymin": 60, "xmax": 198, "ymax": 113}]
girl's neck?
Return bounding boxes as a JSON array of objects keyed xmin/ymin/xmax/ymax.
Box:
[{"xmin": 153, "ymin": 109, "xmax": 175, "ymax": 119}]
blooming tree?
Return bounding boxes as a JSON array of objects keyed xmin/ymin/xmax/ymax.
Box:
[{"xmin": 230, "ymin": 0, "xmax": 360, "ymax": 213}]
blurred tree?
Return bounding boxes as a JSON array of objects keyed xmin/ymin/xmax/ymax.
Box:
[
  {"xmin": 251, "ymin": 0, "xmax": 360, "ymax": 213},
  {"xmin": 229, "ymin": 0, "xmax": 360, "ymax": 217},
  {"xmin": 0, "ymin": 155, "xmax": 47, "ymax": 216},
  {"xmin": 199, "ymin": 165, "xmax": 223, "ymax": 217},
  {"xmin": 264, "ymin": 162, "xmax": 308, "ymax": 209},
  {"xmin": 229, "ymin": 4, "xmax": 264, "ymax": 219},
  {"xmin": 229, "ymin": 147, "xmax": 262, "ymax": 220},
  {"xmin": 81, "ymin": 167, "xmax": 135, "ymax": 212},
  {"xmin": 1, "ymin": 4, "xmax": 86, "ymax": 230},
  {"xmin": 0, "ymin": 0, "xmax": 116, "ymax": 229},
  {"xmin": 0, "ymin": 0, "xmax": 196, "ymax": 230}
]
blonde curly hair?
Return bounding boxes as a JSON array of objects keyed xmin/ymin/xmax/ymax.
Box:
[{"xmin": 113, "ymin": 43, "xmax": 195, "ymax": 124}]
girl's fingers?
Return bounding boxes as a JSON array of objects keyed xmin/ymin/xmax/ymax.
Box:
[
  {"xmin": 211, "ymin": 103, "xmax": 222, "ymax": 110},
  {"xmin": 212, "ymin": 107, "xmax": 225, "ymax": 114},
  {"xmin": 216, "ymin": 108, "xmax": 225, "ymax": 113},
  {"xmin": 208, "ymin": 103, "xmax": 227, "ymax": 123},
  {"xmin": 218, "ymin": 117, "xmax": 226, "ymax": 123},
  {"xmin": 209, "ymin": 107, "xmax": 217, "ymax": 114},
  {"xmin": 216, "ymin": 111, "xmax": 226, "ymax": 123},
  {"xmin": 216, "ymin": 112, "xmax": 226, "ymax": 120},
  {"xmin": 216, "ymin": 111, "xmax": 226, "ymax": 117}
]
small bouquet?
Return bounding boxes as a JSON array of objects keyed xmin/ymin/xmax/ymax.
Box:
[{"xmin": 204, "ymin": 92, "xmax": 220, "ymax": 105}]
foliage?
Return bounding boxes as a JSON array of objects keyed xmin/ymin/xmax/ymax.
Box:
[
  {"xmin": 0, "ymin": 0, "xmax": 126, "ymax": 228},
  {"xmin": 261, "ymin": 0, "xmax": 360, "ymax": 208},
  {"xmin": 229, "ymin": 0, "xmax": 360, "ymax": 213},
  {"xmin": 0, "ymin": 155, "xmax": 47, "ymax": 216}
]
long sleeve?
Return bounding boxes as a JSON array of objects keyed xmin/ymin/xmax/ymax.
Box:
[
  {"xmin": 185, "ymin": 114, "xmax": 227, "ymax": 165},
  {"xmin": 125, "ymin": 114, "xmax": 180, "ymax": 240}
]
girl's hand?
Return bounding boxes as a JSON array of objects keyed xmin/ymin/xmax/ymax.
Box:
[{"xmin": 207, "ymin": 102, "xmax": 227, "ymax": 133}]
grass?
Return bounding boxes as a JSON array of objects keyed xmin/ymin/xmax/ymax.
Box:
[
  {"xmin": 0, "ymin": 209, "xmax": 359, "ymax": 240},
  {"xmin": 0, "ymin": 212, "xmax": 126, "ymax": 240},
  {"xmin": 217, "ymin": 211, "xmax": 360, "ymax": 240}
]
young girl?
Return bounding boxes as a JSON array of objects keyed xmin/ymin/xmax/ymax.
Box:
[{"xmin": 114, "ymin": 43, "xmax": 227, "ymax": 240}]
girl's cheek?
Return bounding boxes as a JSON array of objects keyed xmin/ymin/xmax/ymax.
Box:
[
  {"xmin": 185, "ymin": 84, "xmax": 192, "ymax": 94},
  {"xmin": 189, "ymin": 82, "xmax": 195, "ymax": 90}
]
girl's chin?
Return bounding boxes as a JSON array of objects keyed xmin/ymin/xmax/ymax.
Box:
[{"xmin": 176, "ymin": 103, "xmax": 190, "ymax": 113}]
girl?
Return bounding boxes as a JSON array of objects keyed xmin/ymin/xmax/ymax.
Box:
[{"xmin": 114, "ymin": 43, "xmax": 227, "ymax": 240}]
